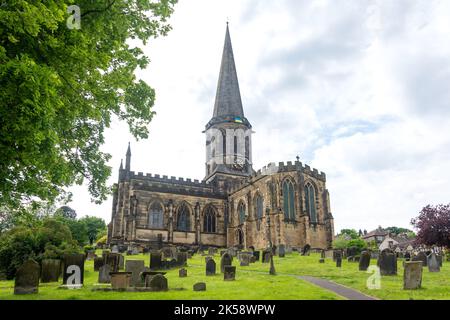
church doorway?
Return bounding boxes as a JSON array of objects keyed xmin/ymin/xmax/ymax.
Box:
[{"xmin": 236, "ymin": 228, "xmax": 244, "ymax": 246}]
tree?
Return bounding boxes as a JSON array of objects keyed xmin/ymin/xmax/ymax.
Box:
[
  {"xmin": 78, "ymin": 216, "xmax": 106, "ymax": 245},
  {"xmin": 339, "ymin": 229, "xmax": 359, "ymax": 239},
  {"xmin": 0, "ymin": 0, "xmax": 177, "ymax": 211},
  {"xmin": 411, "ymin": 204, "xmax": 450, "ymax": 248},
  {"xmin": 55, "ymin": 206, "xmax": 77, "ymax": 220},
  {"xmin": 385, "ymin": 226, "xmax": 414, "ymax": 236}
]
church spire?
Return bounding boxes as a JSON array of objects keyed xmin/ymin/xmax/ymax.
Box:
[
  {"xmin": 213, "ymin": 24, "xmax": 244, "ymax": 119},
  {"xmin": 125, "ymin": 142, "xmax": 131, "ymax": 172}
]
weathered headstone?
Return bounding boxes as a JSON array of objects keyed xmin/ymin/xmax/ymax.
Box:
[
  {"xmin": 378, "ymin": 249, "xmax": 397, "ymax": 276},
  {"xmin": 403, "ymin": 261, "xmax": 422, "ymax": 290},
  {"xmin": 240, "ymin": 253, "xmax": 250, "ymax": 266},
  {"xmin": 125, "ymin": 260, "xmax": 145, "ymax": 287},
  {"xmin": 220, "ymin": 253, "xmax": 233, "ymax": 273},
  {"xmin": 427, "ymin": 253, "xmax": 440, "ymax": 272},
  {"xmin": 14, "ymin": 260, "xmax": 40, "ymax": 294},
  {"xmin": 98, "ymin": 264, "xmax": 111, "ymax": 283},
  {"xmin": 324, "ymin": 249, "xmax": 334, "ymax": 259},
  {"xmin": 111, "ymin": 245, "xmax": 119, "ymax": 253},
  {"xmin": 278, "ymin": 244, "xmax": 286, "ymax": 258},
  {"xmin": 63, "ymin": 253, "xmax": 85, "ymax": 285},
  {"xmin": 359, "ymin": 251, "xmax": 371, "ymax": 271},
  {"xmin": 336, "ymin": 256, "xmax": 342, "ymax": 268},
  {"xmin": 193, "ymin": 282, "xmax": 206, "ymax": 291},
  {"xmin": 253, "ymin": 251, "xmax": 260, "ymax": 261},
  {"xmin": 110, "ymin": 272, "xmax": 132, "ymax": 289},
  {"xmin": 206, "ymin": 259, "xmax": 216, "ymax": 276},
  {"xmin": 179, "ymin": 268, "xmax": 187, "ymax": 277},
  {"xmin": 118, "ymin": 254, "xmax": 124, "ymax": 270},
  {"xmin": 150, "ymin": 251, "xmax": 162, "ymax": 270},
  {"xmin": 436, "ymin": 254, "xmax": 443, "ymax": 267},
  {"xmin": 146, "ymin": 274, "xmax": 168, "ymax": 291},
  {"xmin": 94, "ymin": 257, "xmax": 104, "ymax": 271},
  {"xmin": 224, "ymin": 266, "xmax": 236, "ymax": 281},
  {"xmin": 176, "ymin": 252, "xmax": 188, "ymax": 267},
  {"xmin": 319, "ymin": 258, "xmax": 325, "ymax": 263},
  {"xmin": 262, "ymin": 250, "xmax": 271, "ymax": 263},
  {"xmin": 105, "ymin": 253, "xmax": 120, "ymax": 273},
  {"xmin": 41, "ymin": 259, "xmax": 61, "ymax": 283},
  {"xmin": 208, "ymin": 247, "xmax": 215, "ymax": 256},
  {"xmin": 412, "ymin": 252, "xmax": 427, "ymax": 267}
]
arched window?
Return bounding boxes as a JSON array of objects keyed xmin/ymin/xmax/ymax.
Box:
[
  {"xmin": 148, "ymin": 201, "xmax": 164, "ymax": 229},
  {"xmin": 283, "ymin": 180, "xmax": 296, "ymax": 221},
  {"xmin": 245, "ymin": 136, "xmax": 249, "ymax": 161},
  {"xmin": 238, "ymin": 202, "xmax": 246, "ymax": 225},
  {"xmin": 255, "ymin": 194, "xmax": 263, "ymax": 230},
  {"xmin": 234, "ymin": 136, "xmax": 238, "ymax": 163},
  {"xmin": 203, "ymin": 206, "xmax": 216, "ymax": 233},
  {"xmin": 177, "ymin": 203, "xmax": 190, "ymax": 231},
  {"xmin": 305, "ymin": 183, "xmax": 317, "ymax": 223}
]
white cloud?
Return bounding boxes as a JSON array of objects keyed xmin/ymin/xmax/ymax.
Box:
[{"xmin": 67, "ymin": 0, "xmax": 450, "ymax": 234}]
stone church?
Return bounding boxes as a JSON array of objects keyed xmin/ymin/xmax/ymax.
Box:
[{"xmin": 107, "ymin": 25, "xmax": 335, "ymax": 250}]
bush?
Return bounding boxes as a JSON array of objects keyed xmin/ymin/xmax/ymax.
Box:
[
  {"xmin": 347, "ymin": 239, "xmax": 367, "ymax": 254},
  {"xmin": 96, "ymin": 234, "xmax": 107, "ymax": 246}
]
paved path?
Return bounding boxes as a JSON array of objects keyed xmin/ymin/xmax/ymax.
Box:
[{"xmin": 298, "ymin": 275, "xmax": 378, "ymax": 300}]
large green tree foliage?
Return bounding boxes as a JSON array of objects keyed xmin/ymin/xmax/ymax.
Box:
[
  {"xmin": 0, "ymin": 0, "xmax": 177, "ymax": 210},
  {"xmin": 78, "ymin": 215, "xmax": 106, "ymax": 245}
]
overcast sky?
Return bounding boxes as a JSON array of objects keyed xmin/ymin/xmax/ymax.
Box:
[{"xmin": 68, "ymin": 0, "xmax": 450, "ymax": 233}]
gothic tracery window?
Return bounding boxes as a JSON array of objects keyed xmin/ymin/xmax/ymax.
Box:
[
  {"xmin": 238, "ymin": 201, "xmax": 246, "ymax": 225},
  {"xmin": 148, "ymin": 201, "xmax": 164, "ymax": 229},
  {"xmin": 177, "ymin": 202, "xmax": 190, "ymax": 231},
  {"xmin": 255, "ymin": 194, "xmax": 263, "ymax": 230},
  {"xmin": 203, "ymin": 206, "xmax": 216, "ymax": 233},
  {"xmin": 305, "ymin": 182, "xmax": 318, "ymax": 223},
  {"xmin": 283, "ymin": 179, "xmax": 296, "ymax": 221}
]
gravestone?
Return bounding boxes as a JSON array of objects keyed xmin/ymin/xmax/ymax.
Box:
[
  {"xmin": 359, "ymin": 251, "xmax": 371, "ymax": 271},
  {"xmin": 354, "ymin": 256, "xmax": 360, "ymax": 263},
  {"xmin": 98, "ymin": 264, "xmax": 111, "ymax": 283},
  {"xmin": 220, "ymin": 253, "xmax": 233, "ymax": 273},
  {"xmin": 150, "ymin": 251, "xmax": 162, "ymax": 270},
  {"xmin": 146, "ymin": 274, "xmax": 168, "ymax": 291},
  {"xmin": 436, "ymin": 254, "xmax": 443, "ymax": 267},
  {"xmin": 63, "ymin": 253, "xmax": 85, "ymax": 285},
  {"xmin": 125, "ymin": 260, "xmax": 145, "ymax": 287},
  {"xmin": 179, "ymin": 268, "xmax": 187, "ymax": 277},
  {"xmin": 205, "ymin": 256, "xmax": 213, "ymax": 264},
  {"xmin": 193, "ymin": 282, "xmax": 206, "ymax": 291},
  {"xmin": 324, "ymin": 250, "xmax": 334, "ymax": 259},
  {"xmin": 118, "ymin": 254, "xmax": 125, "ymax": 270},
  {"xmin": 240, "ymin": 253, "xmax": 250, "ymax": 267},
  {"xmin": 378, "ymin": 249, "xmax": 397, "ymax": 276},
  {"xmin": 404, "ymin": 252, "xmax": 411, "ymax": 261},
  {"xmin": 176, "ymin": 252, "xmax": 188, "ymax": 267},
  {"xmin": 111, "ymin": 245, "xmax": 119, "ymax": 253},
  {"xmin": 208, "ymin": 247, "xmax": 215, "ymax": 256},
  {"xmin": 253, "ymin": 251, "xmax": 260, "ymax": 262},
  {"xmin": 14, "ymin": 260, "xmax": 40, "ymax": 294},
  {"xmin": 262, "ymin": 250, "xmax": 271, "ymax": 263},
  {"xmin": 278, "ymin": 244, "xmax": 286, "ymax": 258},
  {"xmin": 110, "ymin": 272, "xmax": 132, "ymax": 289},
  {"xmin": 403, "ymin": 261, "xmax": 422, "ymax": 290},
  {"xmin": 41, "ymin": 259, "xmax": 61, "ymax": 283},
  {"xmin": 412, "ymin": 252, "xmax": 427, "ymax": 267},
  {"xmin": 320, "ymin": 250, "xmax": 325, "ymax": 259},
  {"xmin": 224, "ymin": 266, "xmax": 236, "ymax": 281},
  {"xmin": 319, "ymin": 258, "xmax": 325, "ymax": 263},
  {"xmin": 206, "ymin": 259, "xmax": 216, "ymax": 276},
  {"xmin": 301, "ymin": 244, "xmax": 311, "ymax": 256},
  {"xmin": 105, "ymin": 253, "xmax": 120, "ymax": 272},
  {"xmin": 250, "ymin": 256, "xmax": 256, "ymax": 263},
  {"xmin": 427, "ymin": 253, "xmax": 440, "ymax": 272},
  {"xmin": 94, "ymin": 257, "xmax": 104, "ymax": 271},
  {"xmin": 336, "ymin": 256, "xmax": 342, "ymax": 268}
]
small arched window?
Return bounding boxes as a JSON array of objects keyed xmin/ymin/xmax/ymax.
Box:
[
  {"xmin": 238, "ymin": 202, "xmax": 246, "ymax": 225},
  {"xmin": 305, "ymin": 183, "xmax": 317, "ymax": 223},
  {"xmin": 177, "ymin": 203, "xmax": 190, "ymax": 231},
  {"xmin": 283, "ymin": 180, "xmax": 296, "ymax": 221},
  {"xmin": 203, "ymin": 206, "xmax": 216, "ymax": 233},
  {"xmin": 148, "ymin": 201, "xmax": 164, "ymax": 229},
  {"xmin": 255, "ymin": 194, "xmax": 264, "ymax": 230},
  {"xmin": 234, "ymin": 136, "xmax": 238, "ymax": 163}
]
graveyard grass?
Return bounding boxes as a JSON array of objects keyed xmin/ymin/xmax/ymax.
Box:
[{"xmin": 0, "ymin": 252, "xmax": 449, "ymax": 300}]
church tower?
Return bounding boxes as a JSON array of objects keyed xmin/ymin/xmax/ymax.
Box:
[{"xmin": 204, "ymin": 24, "xmax": 253, "ymax": 188}]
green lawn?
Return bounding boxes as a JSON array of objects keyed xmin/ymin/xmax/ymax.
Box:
[{"xmin": 0, "ymin": 251, "xmax": 448, "ymax": 300}]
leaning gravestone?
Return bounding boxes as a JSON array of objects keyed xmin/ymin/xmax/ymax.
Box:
[
  {"xmin": 146, "ymin": 274, "xmax": 168, "ymax": 291},
  {"xmin": 98, "ymin": 264, "xmax": 111, "ymax": 283},
  {"xmin": 206, "ymin": 259, "xmax": 216, "ymax": 276},
  {"xmin": 403, "ymin": 261, "xmax": 422, "ymax": 290},
  {"xmin": 412, "ymin": 252, "xmax": 427, "ymax": 267},
  {"xmin": 359, "ymin": 251, "xmax": 371, "ymax": 271},
  {"xmin": 427, "ymin": 253, "xmax": 440, "ymax": 272},
  {"xmin": 41, "ymin": 259, "xmax": 61, "ymax": 283},
  {"xmin": 150, "ymin": 251, "xmax": 162, "ymax": 270},
  {"xmin": 63, "ymin": 253, "xmax": 85, "ymax": 285},
  {"xmin": 14, "ymin": 259, "xmax": 40, "ymax": 294},
  {"xmin": 224, "ymin": 266, "xmax": 236, "ymax": 281},
  {"xmin": 220, "ymin": 253, "xmax": 233, "ymax": 273},
  {"xmin": 378, "ymin": 249, "xmax": 397, "ymax": 276},
  {"xmin": 94, "ymin": 257, "xmax": 104, "ymax": 271},
  {"xmin": 125, "ymin": 260, "xmax": 145, "ymax": 287}
]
